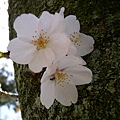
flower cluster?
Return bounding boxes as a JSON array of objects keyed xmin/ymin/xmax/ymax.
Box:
[{"xmin": 8, "ymin": 7, "xmax": 94, "ymax": 109}]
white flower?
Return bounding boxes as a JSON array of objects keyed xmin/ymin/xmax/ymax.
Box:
[
  {"xmin": 8, "ymin": 12, "xmax": 70, "ymax": 73},
  {"xmin": 40, "ymin": 56, "xmax": 92, "ymax": 109},
  {"xmin": 59, "ymin": 7, "xmax": 95, "ymax": 56}
]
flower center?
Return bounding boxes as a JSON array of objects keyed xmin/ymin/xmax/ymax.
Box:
[
  {"xmin": 32, "ymin": 36, "xmax": 48, "ymax": 50},
  {"xmin": 70, "ymin": 32, "xmax": 81, "ymax": 46},
  {"xmin": 32, "ymin": 30, "xmax": 49, "ymax": 50},
  {"xmin": 55, "ymin": 71, "xmax": 70, "ymax": 87}
]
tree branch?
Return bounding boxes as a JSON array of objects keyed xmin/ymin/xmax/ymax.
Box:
[
  {"xmin": 0, "ymin": 89, "xmax": 18, "ymax": 98},
  {"xmin": 0, "ymin": 51, "xmax": 9, "ymax": 58}
]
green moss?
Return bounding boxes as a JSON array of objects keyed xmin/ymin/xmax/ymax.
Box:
[{"xmin": 9, "ymin": 0, "xmax": 120, "ymax": 119}]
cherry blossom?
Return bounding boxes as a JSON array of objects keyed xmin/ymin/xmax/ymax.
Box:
[
  {"xmin": 59, "ymin": 7, "xmax": 94, "ymax": 56},
  {"xmin": 40, "ymin": 56, "xmax": 92, "ymax": 109},
  {"xmin": 8, "ymin": 11, "xmax": 70, "ymax": 73},
  {"xmin": 7, "ymin": 8, "xmax": 94, "ymax": 109}
]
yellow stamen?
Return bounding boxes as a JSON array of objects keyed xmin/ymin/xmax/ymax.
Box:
[
  {"xmin": 32, "ymin": 34, "xmax": 48, "ymax": 50},
  {"xmin": 55, "ymin": 72, "xmax": 71, "ymax": 87},
  {"xmin": 70, "ymin": 32, "xmax": 80, "ymax": 46}
]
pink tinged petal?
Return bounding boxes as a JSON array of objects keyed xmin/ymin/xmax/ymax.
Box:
[
  {"xmin": 58, "ymin": 55, "xmax": 86, "ymax": 70},
  {"xmin": 63, "ymin": 15, "xmax": 80, "ymax": 36},
  {"xmin": 7, "ymin": 38, "xmax": 36, "ymax": 64},
  {"xmin": 38, "ymin": 11, "xmax": 63, "ymax": 36},
  {"xmin": 73, "ymin": 33, "xmax": 95, "ymax": 56},
  {"xmin": 47, "ymin": 33, "xmax": 70, "ymax": 60},
  {"xmin": 40, "ymin": 80, "xmax": 55, "ymax": 109},
  {"xmin": 14, "ymin": 13, "xmax": 39, "ymax": 40},
  {"xmin": 64, "ymin": 65, "xmax": 93, "ymax": 85},
  {"xmin": 55, "ymin": 81, "xmax": 78, "ymax": 106},
  {"xmin": 38, "ymin": 11, "xmax": 53, "ymax": 36},
  {"xmin": 29, "ymin": 48, "xmax": 55, "ymax": 73}
]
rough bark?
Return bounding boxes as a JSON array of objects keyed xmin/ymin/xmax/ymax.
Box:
[{"xmin": 9, "ymin": 0, "xmax": 120, "ymax": 120}]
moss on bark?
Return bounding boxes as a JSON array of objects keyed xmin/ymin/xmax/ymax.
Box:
[{"xmin": 9, "ymin": 0, "xmax": 120, "ymax": 119}]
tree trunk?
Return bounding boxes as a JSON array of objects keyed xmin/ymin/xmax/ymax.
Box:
[{"xmin": 9, "ymin": 0, "xmax": 120, "ymax": 120}]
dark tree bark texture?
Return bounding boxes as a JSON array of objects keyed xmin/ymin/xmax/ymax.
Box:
[{"xmin": 9, "ymin": 0, "xmax": 120, "ymax": 120}]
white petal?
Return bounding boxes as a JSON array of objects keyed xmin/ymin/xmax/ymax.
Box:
[
  {"xmin": 63, "ymin": 15, "xmax": 80, "ymax": 35},
  {"xmin": 59, "ymin": 7, "xmax": 65, "ymax": 17},
  {"xmin": 29, "ymin": 48, "xmax": 55, "ymax": 73},
  {"xmin": 41, "ymin": 70, "xmax": 51, "ymax": 83},
  {"xmin": 28, "ymin": 52, "xmax": 42, "ymax": 73},
  {"xmin": 67, "ymin": 42, "xmax": 77, "ymax": 55},
  {"xmin": 74, "ymin": 33, "xmax": 95, "ymax": 56},
  {"xmin": 38, "ymin": 11, "xmax": 53, "ymax": 36},
  {"xmin": 46, "ymin": 63, "xmax": 58, "ymax": 77},
  {"xmin": 41, "ymin": 63, "xmax": 57, "ymax": 83},
  {"xmin": 8, "ymin": 38, "xmax": 36, "ymax": 64},
  {"xmin": 58, "ymin": 56, "xmax": 86, "ymax": 70},
  {"xmin": 55, "ymin": 81, "xmax": 78, "ymax": 106},
  {"xmin": 51, "ymin": 12, "xmax": 64, "ymax": 34},
  {"xmin": 18, "ymin": 37, "xmax": 33, "ymax": 44},
  {"xmin": 64, "ymin": 65, "xmax": 92, "ymax": 85},
  {"xmin": 40, "ymin": 80, "xmax": 55, "ymax": 109},
  {"xmin": 42, "ymin": 48, "xmax": 56, "ymax": 66},
  {"xmin": 14, "ymin": 13, "xmax": 39, "ymax": 40},
  {"xmin": 47, "ymin": 33, "xmax": 70, "ymax": 60},
  {"xmin": 38, "ymin": 11, "xmax": 63, "ymax": 36}
]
